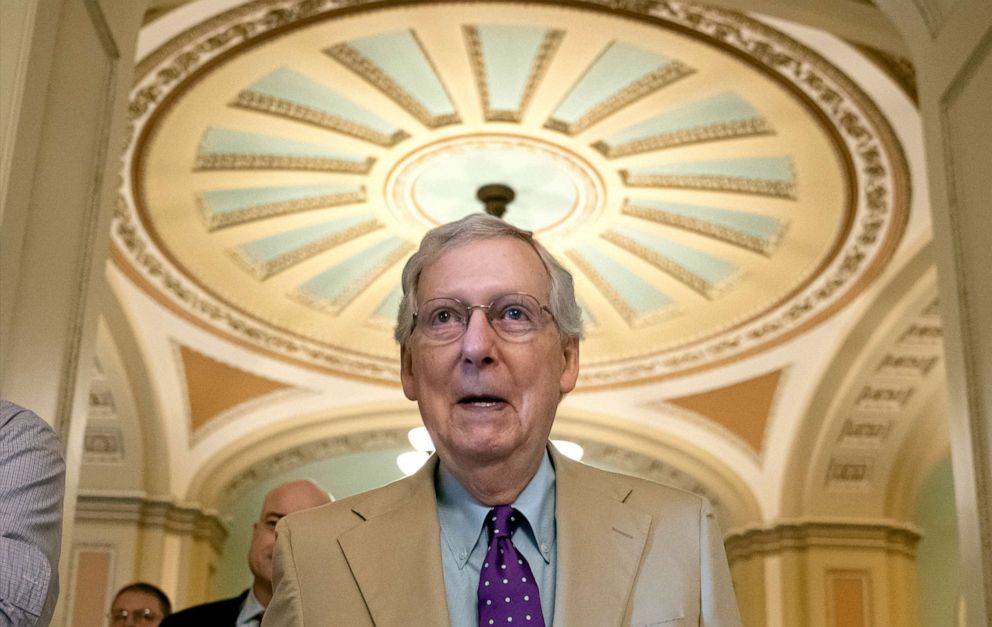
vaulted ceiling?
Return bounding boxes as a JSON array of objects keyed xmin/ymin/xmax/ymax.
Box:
[{"xmin": 86, "ymin": 1, "xmax": 943, "ymax": 570}]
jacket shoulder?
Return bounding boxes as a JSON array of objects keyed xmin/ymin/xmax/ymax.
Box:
[{"xmin": 160, "ymin": 592, "xmax": 246, "ymax": 626}]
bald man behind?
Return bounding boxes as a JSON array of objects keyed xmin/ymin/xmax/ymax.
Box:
[{"xmin": 162, "ymin": 480, "xmax": 330, "ymax": 627}]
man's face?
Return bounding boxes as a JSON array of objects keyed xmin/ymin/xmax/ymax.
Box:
[
  {"xmin": 110, "ymin": 590, "xmax": 165, "ymax": 626},
  {"xmin": 247, "ymin": 481, "xmax": 330, "ymax": 593},
  {"xmin": 401, "ymin": 237, "xmax": 579, "ymax": 473}
]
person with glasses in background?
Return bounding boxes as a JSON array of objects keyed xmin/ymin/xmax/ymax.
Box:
[
  {"xmin": 262, "ymin": 213, "xmax": 742, "ymax": 626},
  {"xmin": 108, "ymin": 582, "xmax": 171, "ymax": 626}
]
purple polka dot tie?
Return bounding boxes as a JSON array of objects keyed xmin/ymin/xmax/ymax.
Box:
[{"xmin": 477, "ymin": 505, "xmax": 545, "ymax": 627}]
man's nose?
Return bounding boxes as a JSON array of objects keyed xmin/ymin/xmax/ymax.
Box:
[{"xmin": 460, "ymin": 308, "xmax": 497, "ymax": 363}]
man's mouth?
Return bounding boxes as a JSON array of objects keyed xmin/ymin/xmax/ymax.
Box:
[{"xmin": 458, "ymin": 395, "xmax": 506, "ymax": 407}]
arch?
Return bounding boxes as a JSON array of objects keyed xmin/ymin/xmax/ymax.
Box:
[{"xmin": 780, "ymin": 241, "xmax": 943, "ymax": 518}]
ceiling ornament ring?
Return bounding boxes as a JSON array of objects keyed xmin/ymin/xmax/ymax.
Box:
[{"xmin": 116, "ymin": 0, "xmax": 909, "ymax": 388}]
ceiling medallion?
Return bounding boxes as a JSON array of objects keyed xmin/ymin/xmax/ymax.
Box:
[
  {"xmin": 385, "ymin": 134, "xmax": 604, "ymax": 235},
  {"xmin": 116, "ymin": 0, "xmax": 908, "ymax": 387}
]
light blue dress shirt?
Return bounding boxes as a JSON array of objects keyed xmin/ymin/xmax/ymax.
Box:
[
  {"xmin": 436, "ymin": 450, "xmax": 557, "ymax": 626},
  {"xmin": 235, "ymin": 587, "xmax": 265, "ymax": 626}
]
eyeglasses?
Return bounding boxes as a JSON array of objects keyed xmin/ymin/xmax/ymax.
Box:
[
  {"xmin": 413, "ymin": 293, "xmax": 554, "ymax": 343},
  {"xmin": 108, "ymin": 609, "xmax": 161, "ymax": 624}
]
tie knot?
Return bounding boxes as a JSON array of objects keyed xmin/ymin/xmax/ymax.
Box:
[{"xmin": 487, "ymin": 505, "xmax": 519, "ymax": 539}]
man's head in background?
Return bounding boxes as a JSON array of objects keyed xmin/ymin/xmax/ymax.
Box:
[
  {"xmin": 248, "ymin": 479, "xmax": 331, "ymax": 606},
  {"xmin": 109, "ymin": 582, "xmax": 171, "ymax": 626}
]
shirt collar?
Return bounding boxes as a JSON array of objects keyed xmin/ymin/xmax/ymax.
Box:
[
  {"xmin": 235, "ymin": 587, "xmax": 265, "ymax": 626},
  {"xmin": 436, "ymin": 448, "xmax": 556, "ymax": 568}
]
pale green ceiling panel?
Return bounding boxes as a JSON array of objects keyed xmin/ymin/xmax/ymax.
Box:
[
  {"xmin": 295, "ymin": 236, "xmax": 414, "ymax": 314},
  {"xmin": 623, "ymin": 199, "xmax": 786, "ymax": 254},
  {"xmin": 374, "ymin": 287, "xmax": 403, "ymax": 326},
  {"xmin": 327, "ymin": 30, "xmax": 459, "ymax": 127},
  {"xmin": 196, "ymin": 128, "xmax": 374, "ymax": 173},
  {"xmin": 547, "ymin": 41, "xmax": 692, "ymax": 134},
  {"xmin": 197, "ymin": 183, "xmax": 366, "ymax": 230},
  {"xmin": 567, "ymin": 243, "xmax": 674, "ymax": 327},
  {"xmin": 603, "ymin": 225, "xmax": 738, "ymax": 298},
  {"xmin": 623, "ymin": 156, "xmax": 796, "ymax": 198},
  {"xmin": 235, "ymin": 67, "xmax": 408, "ymax": 146},
  {"xmin": 593, "ymin": 91, "xmax": 772, "ymax": 157},
  {"xmin": 466, "ymin": 24, "xmax": 562, "ymax": 121},
  {"xmin": 231, "ymin": 214, "xmax": 380, "ymax": 280}
]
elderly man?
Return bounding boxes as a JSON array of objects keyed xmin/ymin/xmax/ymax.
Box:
[
  {"xmin": 163, "ymin": 480, "xmax": 329, "ymax": 627},
  {"xmin": 264, "ymin": 214, "xmax": 741, "ymax": 626}
]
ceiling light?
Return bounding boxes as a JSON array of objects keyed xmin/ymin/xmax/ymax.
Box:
[
  {"xmin": 408, "ymin": 426, "xmax": 434, "ymax": 452},
  {"xmin": 397, "ymin": 450, "xmax": 430, "ymax": 476},
  {"xmin": 551, "ymin": 439, "xmax": 583, "ymax": 461}
]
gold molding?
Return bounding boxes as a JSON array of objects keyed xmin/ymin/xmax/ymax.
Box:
[
  {"xmin": 724, "ymin": 519, "xmax": 921, "ymax": 563},
  {"xmin": 194, "ymin": 153, "xmax": 374, "ymax": 174},
  {"xmin": 593, "ymin": 117, "xmax": 773, "ymax": 158},
  {"xmin": 197, "ymin": 188, "xmax": 367, "ymax": 231},
  {"xmin": 622, "ymin": 200, "xmax": 784, "ymax": 255},
  {"xmin": 232, "ymin": 90, "xmax": 410, "ymax": 146},
  {"xmin": 621, "ymin": 170, "xmax": 797, "ymax": 199},
  {"xmin": 75, "ymin": 492, "xmax": 229, "ymax": 553}
]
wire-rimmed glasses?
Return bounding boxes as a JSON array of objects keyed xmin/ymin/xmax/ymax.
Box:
[
  {"xmin": 108, "ymin": 608, "xmax": 161, "ymax": 625},
  {"xmin": 413, "ymin": 292, "xmax": 554, "ymax": 343}
]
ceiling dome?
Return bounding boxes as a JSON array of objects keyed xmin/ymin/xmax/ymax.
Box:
[{"xmin": 118, "ymin": 0, "xmax": 908, "ymax": 387}]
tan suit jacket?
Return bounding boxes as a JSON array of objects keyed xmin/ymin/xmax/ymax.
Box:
[{"xmin": 263, "ymin": 448, "xmax": 741, "ymax": 627}]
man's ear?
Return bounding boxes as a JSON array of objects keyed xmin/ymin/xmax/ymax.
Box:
[
  {"xmin": 400, "ymin": 346, "xmax": 417, "ymax": 401},
  {"xmin": 559, "ymin": 336, "xmax": 580, "ymax": 395}
]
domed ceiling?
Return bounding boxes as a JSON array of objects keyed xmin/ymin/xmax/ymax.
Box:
[{"xmin": 117, "ymin": 0, "xmax": 908, "ymax": 389}]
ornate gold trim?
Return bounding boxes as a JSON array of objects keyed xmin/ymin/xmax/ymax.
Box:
[
  {"xmin": 229, "ymin": 218, "xmax": 382, "ymax": 280},
  {"xmin": 75, "ymin": 492, "xmax": 229, "ymax": 552},
  {"xmin": 546, "ymin": 59, "xmax": 694, "ymax": 135},
  {"xmin": 592, "ymin": 117, "xmax": 773, "ymax": 157},
  {"xmin": 197, "ymin": 188, "xmax": 367, "ymax": 231},
  {"xmin": 622, "ymin": 200, "xmax": 784, "ymax": 255},
  {"xmin": 232, "ymin": 90, "xmax": 409, "ymax": 146},
  {"xmin": 194, "ymin": 153, "xmax": 374, "ymax": 174},
  {"xmin": 724, "ymin": 519, "xmax": 921, "ymax": 562},
  {"xmin": 621, "ymin": 170, "xmax": 797, "ymax": 199}
]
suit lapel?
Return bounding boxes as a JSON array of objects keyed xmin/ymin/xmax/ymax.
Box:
[
  {"xmin": 551, "ymin": 450, "xmax": 650, "ymax": 627},
  {"xmin": 338, "ymin": 457, "xmax": 450, "ymax": 627}
]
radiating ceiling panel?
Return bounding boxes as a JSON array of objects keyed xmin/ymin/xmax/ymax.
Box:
[
  {"xmin": 622, "ymin": 199, "xmax": 786, "ymax": 255},
  {"xmin": 195, "ymin": 128, "xmax": 374, "ymax": 173},
  {"xmin": 592, "ymin": 91, "xmax": 772, "ymax": 157},
  {"xmin": 230, "ymin": 215, "xmax": 381, "ymax": 280},
  {"xmin": 232, "ymin": 67, "xmax": 409, "ymax": 146},
  {"xmin": 546, "ymin": 41, "xmax": 693, "ymax": 134},
  {"xmin": 464, "ymin": 24, "xmax": 562, "ymax": 121},
  {"xmin": 602, "ymin": 225, "xmax": 738, "ymax": 298},
  {"xmin": 197, "ymin": 183, "xmax": 366, "ymax": 230},
  {"xmin": 373, "ymin": 287, "xmax": 403, "ymax": 329},
  {"xmin": 326, "ymin": 30, "xmax": 460, "ymax": 127},
  {"xmin": 622, "ymin": 156, "xmax": 796, "ymax": 198},
  {"xmin": 294, "ymin": 236, "xmax": 415, "ymax": 314},
  {"xmin": 567, "ymin": 244, "xmax": 675, "ymax": 327}
]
